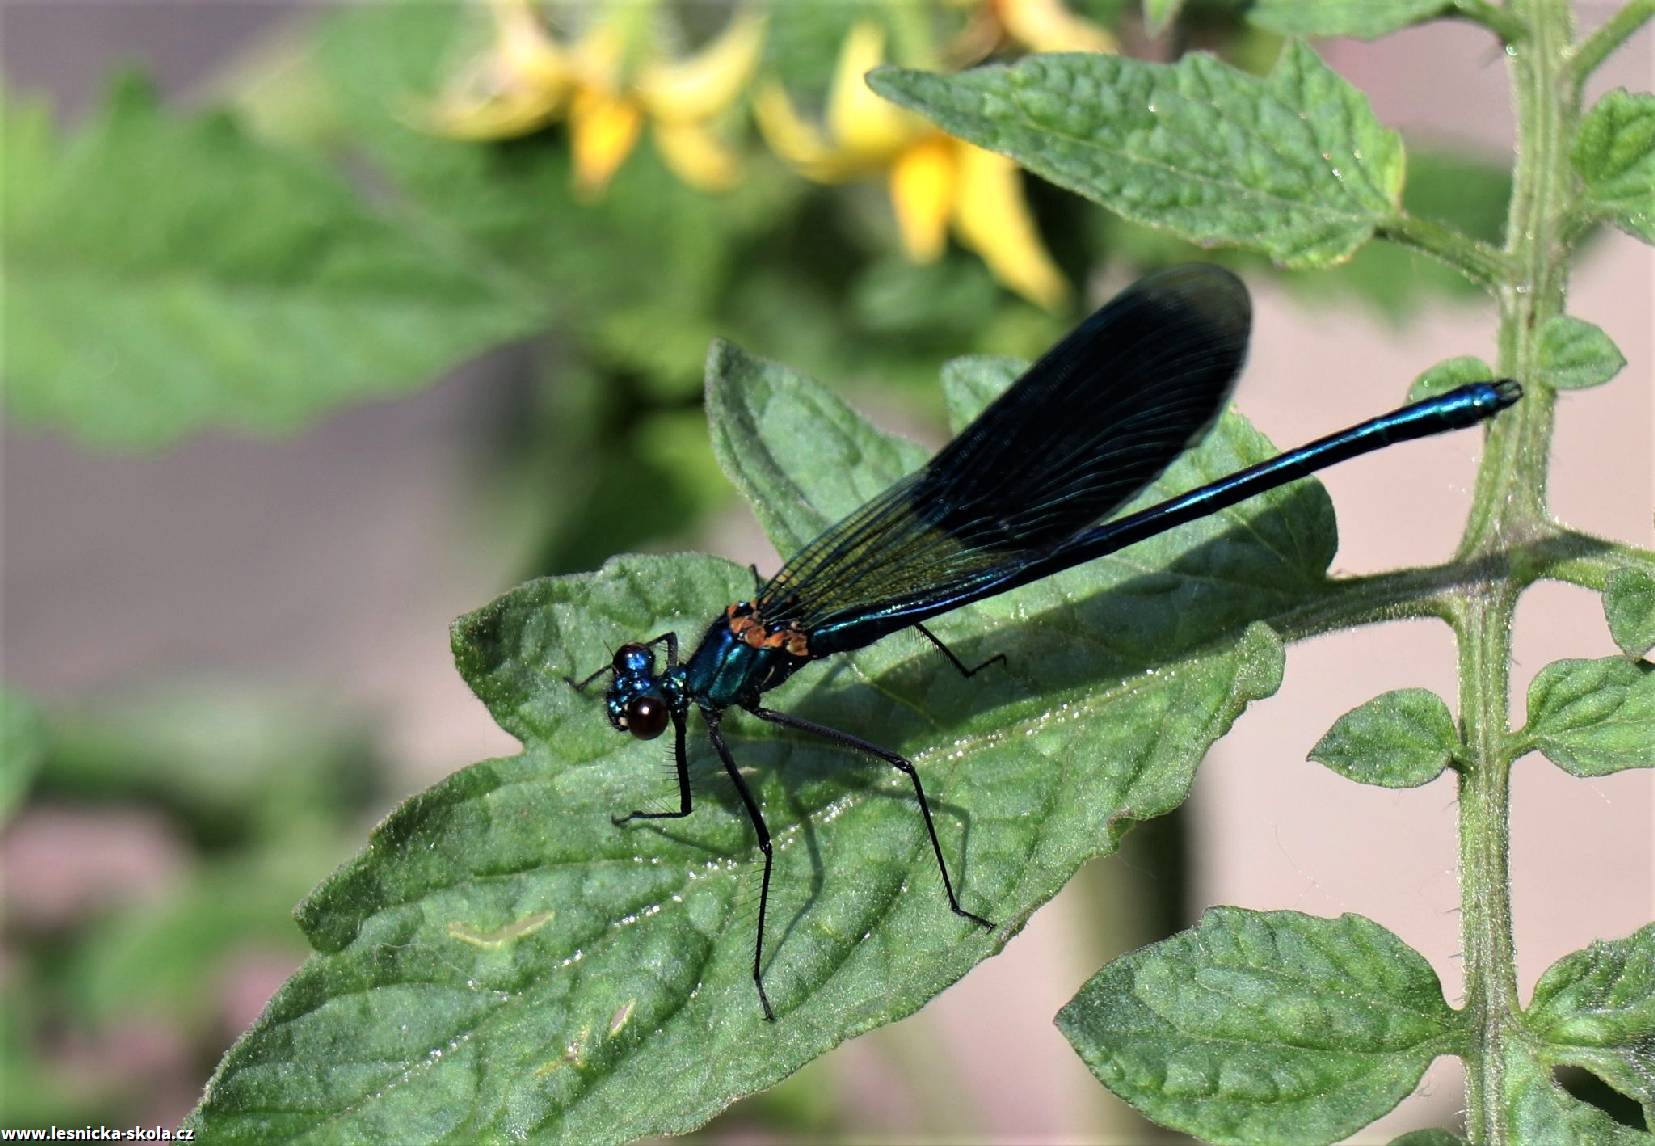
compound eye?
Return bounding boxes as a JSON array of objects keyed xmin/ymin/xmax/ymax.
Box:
[
  {"xmin": 613, "ymin": 643, "xmax": 649, "ymax": 673},
  {"xmin": 625, "ymin": 695, "xmax": 669, "ymax": 740}
]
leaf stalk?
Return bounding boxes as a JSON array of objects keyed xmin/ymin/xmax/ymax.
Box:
[{"xmin": 1560, "ymin": 0, "xmax": 1655, "ymax": 96}]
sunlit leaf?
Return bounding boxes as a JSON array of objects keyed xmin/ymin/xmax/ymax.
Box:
[
  {"xmin": 1573, "ymin": 89, "xmax": 1655, "ymax": 245},
  {"xmin": 1527, "ymin": 923, "xmax": 1655, "ymax": 1127},
  {"xmin": 869, "ymin": 42, "xmax": 1402, "ymax": 268},
  {"xmin": 1604, "ymin": 569, "xmax": 1655, "ymax": 658},
  {"xmin": 1310, "ymin": 688, "xmax": 1458, "ymax": 788},
  {"xmin": 1537, "ymin": 315, "xmax": 1627, "ymax": 391},
  {"xmin": 1057, "ymin": 908, "xmax": 1461, "ymax": 1144},
  {"xmin": 184, "ymin": 341, "xmax": 1358, "ymax": 1143},
  {"xmin": 1521, "ymin": 657, "xmax": 1654, "ymax": 777}
]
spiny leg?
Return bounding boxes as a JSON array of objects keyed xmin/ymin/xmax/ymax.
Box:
[
  {"xmin": 704, "ymin": 711, "xmax": 776, "ymax": 1021},
  {"xmin": 914, "ymin": 623, "xmax": 1007, "ymax": 679},
  {"xmin": 613, "ymin": 708, "xmax": 692, "ymax": 825},
  {"xmin": 746, "ymin": 704, "xmax": 993, "ymax": 930},
  {"xmin": 643, "ymin": 631, "xmax": 680, "ymax": 665},
  {"xmin": 565, "ymin": 663, "xmax": 611, "ymax": 692}
]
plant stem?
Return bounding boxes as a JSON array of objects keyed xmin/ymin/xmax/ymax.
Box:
[
  {"xmin": 1561, "ymin": 0, "xmax": 1655, "ymax": 96},
  {"xmin": 1457, "ymin": 0, "xmax": 1577, "ymax": 1141},
  {"xmin": 1454, "ymin": 0, "xmax": 1532, "ymax": 45},
  {"xmin": 1457, "ymin": 590, "xmax": 1522, "ymax": 1144},
  {"xmin": 1378, "ymin": 212, "xmax": 1515, "ymax": 286}
]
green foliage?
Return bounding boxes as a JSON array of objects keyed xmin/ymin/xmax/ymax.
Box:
[
  {"xmin": 2, "ymin": 686, "xmax": 381, "ymax": 1131},
  {"xmin": 1501, "ymin": 1043, "xmax": 1650, "ymax": 1144},
  {"xmin": 1518, "ymin": 657, "xmax": 1654, "ymax": 777},
  {"xmin": 1526, "ymin": 923, "xmax": 1655, "ymax": 1127},
  {"xmin": 1537, "ymin": 315, "xmax": 1627, "ymax": 390},
  {"xmin": 1572, "ymin": 89, "xmax": 1655, "ymax": 244},
  {"xmin": 1309, "ymin": 688, "xmax": 1459, "ymax": 787},
  {"xmin": 180, "ymin": 341, "xmax": 1359, "ymax": 1143},
  {"xmin": 1056, "ymin": 908, "xmax": 1461, "ymax": 1145},
  {"xmin": 1604, "ymin": 569, "xmax": 1655, "ymax": 658},
  {"xmin": 869, "ymin": 42, "xmax": 1403, "ymax": 268},
  {"xmin": 0, "ymin": 77, "xmax": 539, "ymax": 448},
  {"xmin": 1244, "ymin": 0, "xmax": 1453, "ymax": 39},
  {"xmin": 0, "ymin": 689, "xmax": 43, "ymax": 824},
  {"xmin": 1410, "ymin": 356, "xmax": 1496, "ymax": 401}
]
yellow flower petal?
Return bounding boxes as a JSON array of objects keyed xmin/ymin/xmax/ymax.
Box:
[
  {"xmin": 653, "ymin": 120, "xmax": 742, "ymax": 192},
  {"xmin": 422, "ymin": 0, "xmax": 573, "ymax": 140},
  {"xmin": 570, "ymin": 87, "xmax": 644, "ymax": 196},
  {"xmin": 995, "ymin": 0, "xmax": 1117, "ymax": 53},
  {"xmin": 635, "ymin": 9, "xmax": 766, "ymax": 123},
  {"xmin": 827, "ymin": 21, "xmax": 922, "ymax": 161},
  {"xmin": 424, "ymin": 77, "xmax": 565, "ymax": 140},
  {"xmin": 950, "ymin": 144, "xmax": 1068, "ymax": 309},
  {"xmin": 889, "ymin": 137, "xmax": 958, "ymax": 263},
  {"xmin": 753, "ymin": 81, "xmax": 865, "ymax": 182},
  {"xmin": 492, "ymin": 0, "xmax": 572, "ymax": 89}
]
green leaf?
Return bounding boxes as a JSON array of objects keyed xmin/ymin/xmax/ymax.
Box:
[
  {"xmin": 0, "ymin": 77, "xmax": 540, "ymax": 449},
  {"xmin": 1408, "ymin": 356, "xmax": 1495, "ymax": 402},
  {"xmin": 1537, "ymin": 315, "xmax": 1627, "ymax": 391},
  {"xmin": 0, "ymin": 689, "xmax": 44, "ymax": 824},
  {"xmin": 1605, "ymin": 569, "xmax": 1655, "ymax": 658},
  {"xmin": 1144, "ymin": 0, "xmax": 1186, "ymax": 37},
  {"xmin": 1526, "ymin": 923, "xmax": 1655, "ymax": 1127},
  {"xmin": 1572, "ymin": 89, "xmax": 1655, "ymax": 244},
  {"xmin": 1309, "ymin": 688, "xmax": 1458, "ymax": 788},
  {"xmin": 1504, "ymin": 1041, "xmax": 1652, "ymax": 1144},
  {"xmin": 1056, "ymin": 908, "xmax": 1461, "ymax": 1145},
  {"xmin": 869, "ymin": 42, "xmax": 1403, "ymax": 268},
  {"xmin": 1246, "ymin": 0, "xmax": 1452, "ymax": 40},
  {"xmin": 1389, "ymin": 1131, "xmax": 1467, "ymax": 1146},
  {"xmin": 1521, "ymin": 657, "xmax": 1654, "ymax": 777},
  {"xmin": 185, "ymin": 341, "xmax": 1353, "ymax": 1143}
]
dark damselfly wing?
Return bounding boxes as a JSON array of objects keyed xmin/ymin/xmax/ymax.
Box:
[{"xmin": 756, "ymin": 264, "xmax": 1252, "ymax": 656}]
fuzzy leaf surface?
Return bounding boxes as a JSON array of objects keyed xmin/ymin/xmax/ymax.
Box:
[
  {"xmin": 1310, "ymin": 688, "xmax": 1458, "ymax": 788},
  {"xmin": 1503, "ymin": 1041, "xmax": 1652, "ymax": 1144},
  {"xmin": 1573, "ymin": 89, "xmax": 1655, "ymax": 244},
  {"xmin": 1521, "ymin": 657, "xmax": 1654, "ymax": 777},
  {"xmin": 1526, "ymin": 923, "xmax": 1655, "ymax": 1125},
  {"xmin": 1246, "ymin": 0, "xmax": 1454, "ymax": 39},
  {"xmin": 1408, "ymin": 356, "xmax": 1495, "ymax": 402},
  {"xmin": 184, "ymin": 343, "xmax": 1359, "ymax": 1143},
  {"xmin": 869, "ymin": 42, "xmax": 1403, "ymax": 267},
  {"xmin": 1057, "ymin": 908, "xmax": 1461, "ymax": 1145},
  {"xmin": 1605, "ymin": 569, "xmax": 1655, "ymax": 658},
  {"xmin": 1, "ymin": 79, "xmax": 538, "ymax": 448},
  {"xmin": 1537, "ymin": 315, "xmax": 1627, "ymax": 391}
]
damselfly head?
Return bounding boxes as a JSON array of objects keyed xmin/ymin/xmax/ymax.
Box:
[{"xmin": 605, "ymin": 644, "xmax": 669, "ymax": 740}]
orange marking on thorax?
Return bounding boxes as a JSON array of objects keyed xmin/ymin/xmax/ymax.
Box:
[{"xmin": 725, "ymin": 601, "xmax": 810, "ymax": 657}]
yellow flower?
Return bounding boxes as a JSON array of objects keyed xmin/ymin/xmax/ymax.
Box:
[
  {"xmin": 427, "ymin": 0, "xmax": 764, "ymax": 197},
  {"xmin": 755, "ymin": 20, "xmax": 1069, "ymax": 311},
  {"xmin": 950, "ymin": 0, "xmax": 1118, "ymax": 64}
]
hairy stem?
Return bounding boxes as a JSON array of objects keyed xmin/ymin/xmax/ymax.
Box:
[
  {"xmin": 1562, "ymin": 0, "xmax": 1655, "ymax": 96},
  {"xmin": 1378, "ymin": 212, "xmax": 1515, "ymax": 286},
  {"xmin": 1458, "ymin": 0, "xmax": 1577, "ymax": 1141},
  {"xmin": 1453, "ymin": 0, "xmax": 1532, "ymax": 44}
]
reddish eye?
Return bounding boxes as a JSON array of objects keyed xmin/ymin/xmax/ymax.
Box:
[{"xmin": 625, "ymin": 696, "xmax": 669, "ymax": 740}]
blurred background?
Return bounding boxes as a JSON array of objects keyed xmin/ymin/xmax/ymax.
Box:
[{"xmin": 1, "ymin": 2, "xmax": 1649, "ymax": 1141}]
